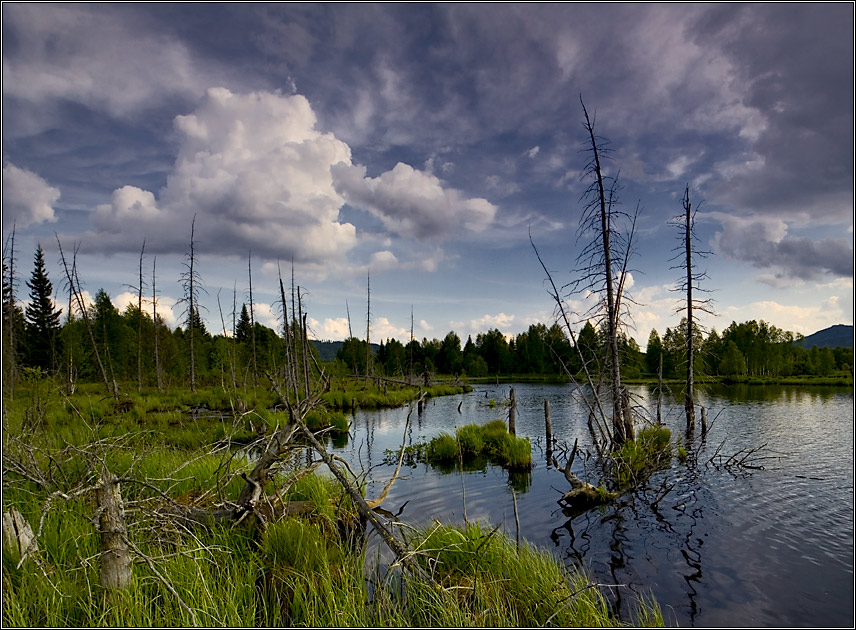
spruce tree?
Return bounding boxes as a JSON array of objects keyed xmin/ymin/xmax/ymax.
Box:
[
  {"xmin": 24, "ymin": 244, "xmax": 62, "ymax": 370},
  {"xmin": 235, "ymin": 304, "xmax": 251, "ymax": 343}
]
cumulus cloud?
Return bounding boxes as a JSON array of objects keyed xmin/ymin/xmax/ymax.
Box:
[
  {"xmin": 713, "ymin": 214, "xmax": 854, "ymax": 281},
  {"xmin": 369, "ymin": 250, "xmax": 399, "ymax": 271},
  {"xmin": 84, "ymin": 88, "xmax": 358, "ymax": 266},
  {"xmin": 332, "ymin": 162, "xmax": 497, "ymax": 240},
  {"xmin": 2, "ymin": 162, "xmax": 59, "ymax": 228},
  {"xmin": 82, "ymin": 87, "xmax": 495, "ymax": 275},
  {"xmin": 310, "ymin": 317, "xmax": 350, "ymax": 341}
]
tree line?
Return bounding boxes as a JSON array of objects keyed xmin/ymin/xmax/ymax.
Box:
[{"xmin": 3, "ymin": 242, "xmax": 850, "ymax": 395}]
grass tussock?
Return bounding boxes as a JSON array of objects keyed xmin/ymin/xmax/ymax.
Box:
[
  {"xmin": 421, "ymin": 420, "xmax": 532, "ymax": 471},
  {"xmin": 611, "ymin": 425, "xmax": 673, "ymax": 487}
]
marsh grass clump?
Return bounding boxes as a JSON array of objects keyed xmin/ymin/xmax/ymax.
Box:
[
  {"xmin": 303, "ymin": 409, "xmax": 350, "ymax": 435},
  {"xmin": 426, "ymin": 432, "xmax": 459, "ymax": 463},
  {"xmin": 404, "ymin": 522, "xmax": 662, "ymax": 627},
  {"xmin": 611, "ymin": 425, "xmax": 673, "ymax": 487},
  {"xmin": 421, "ymin": 421, "xmax": 532, "ymax": 471}
]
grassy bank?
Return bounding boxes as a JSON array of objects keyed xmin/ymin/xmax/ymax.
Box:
[
  {"xmin": 3, "ymin": 472, "xmax": 661, "ymax": 627},
  {"xmin": 2, "ymin": 376, "xmax": 663, "ymax": 627}
]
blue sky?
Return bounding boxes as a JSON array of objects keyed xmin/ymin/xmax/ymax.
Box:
[{"xmin": 3, "ymin": 3, "xmax": 853, "ymax": 349}]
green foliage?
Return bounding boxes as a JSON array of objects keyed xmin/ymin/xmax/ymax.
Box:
[
  {"xmin": 406, "ymin": 522, "xmax": 662, "ymax": 627},
  {"xmin": 611, "ymin": 425, "xmax": 673, "ymax": 487},
  {"xmin": 23, "ymin": 244, "xmax": 63, "ymax": 371},
  {"xmin": 303, "ymin": 409, "xmax": 349, "ymax": 435},
  {"xmin": 426, "ymin": 432, "xmax": 459, "ymax": 463},
  {"xmin": 422, "ymin": 421, "xmax": 532, "ymax": 471}
]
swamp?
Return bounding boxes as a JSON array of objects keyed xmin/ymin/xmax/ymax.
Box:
[{"xmin": 2, "ymin": 376, "xmax": 852, "ymax": 627}]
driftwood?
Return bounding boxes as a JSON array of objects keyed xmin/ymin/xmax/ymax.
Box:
[{"xmin": 555, "ymin": 440, "xmax": 616, "ymax": 510}]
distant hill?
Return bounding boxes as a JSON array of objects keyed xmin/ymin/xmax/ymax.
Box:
[
  {"xmin": 796, "ymin": 324, "xmax": 853, "ymax": 349},
  {"xmin": 311, "ymin": 340, "xmax": 380, "ymax": 362}
]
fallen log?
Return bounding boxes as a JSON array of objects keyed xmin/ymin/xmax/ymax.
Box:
[{"xmin": 556, "ymin": 440, "xmax": 616, "ymax": 510}]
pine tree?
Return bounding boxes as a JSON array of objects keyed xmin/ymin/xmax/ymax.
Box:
[
  {"xmin": 236, "ymin": 303, "xmax": 251, "ymax": 343},
  {"xmin": 24, "ymin": 244, "xmax": 62, "ymax": 370}
]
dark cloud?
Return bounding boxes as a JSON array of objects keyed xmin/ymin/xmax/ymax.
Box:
[
  {"xmin": 692, "ymin": 4, "xmax": 854, "ymax": 223},
  {"xmin": 714, "ymin": 215, "xmax": 853, "ymax": 281}
]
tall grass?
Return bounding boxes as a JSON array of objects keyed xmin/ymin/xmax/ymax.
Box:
[
  {"xmin": 423, "ymin": 420, "xmax": 532, "ymax": 471},
  {"xmin": 611, "ymin": 425, "xmax": 673, "ymax": 487},
  {"xmin": 2, "ymin": 377, "xmax": 662, "ymax": 627}
]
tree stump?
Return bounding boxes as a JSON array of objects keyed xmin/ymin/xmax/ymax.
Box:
[
  {"xmin": 97, "ymin": 471, "xmax": 132, "ymax": 590},
  {"xmin": 3, "ymin": 508, "xmax": 37, "ymax": 563}
]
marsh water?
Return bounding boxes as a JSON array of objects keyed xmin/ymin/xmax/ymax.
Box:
[{"xmin": 328, "ymin": 383, "xmax": 854, "ymax": 627}]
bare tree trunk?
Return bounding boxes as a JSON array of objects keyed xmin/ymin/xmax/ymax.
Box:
[
  {"xmin": 365, "ymin": 270, "xmax": 372, "ymax": 382},
  {"xmin": 581, "ymin": 100, "xmax": 629, "ymax": 446},
  {"xmin": 3, "ymin": 224, "xmax": 18, "ymax": 401},
  {"xmin": 96, "ymin": 471, "xmax": 132, "ymax": 590},
  {"xmin": 657, "ymin": 352, "xmax": 663, "ymax": 425},
  {"xmin": 188, "ymin": 218, "xmax": 197, "ymax": 393},
  {"xmin": 152, "ymin": 256, "xmax": 163, "ymax": 393},
  {"xmin": 137, "ymin": 240, "xmax": 145, "ymax": 393},
  {"xmin": 248, "ymin": 251, "xmax": 258, "ymax": 386},
  {"xmin": 56, "ymin": 236, "xmax": 118, "ymax": 399},
  {"xmin": 683, "ymin": 186, "xmax": 696, "ymax": 431},
  {"xmin": 508, "ymin": 387, "xmax": 516, "ymax": 435}
]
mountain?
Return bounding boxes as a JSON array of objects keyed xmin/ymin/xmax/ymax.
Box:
[{"xmin": 796, "ymin": 324, "xmax": 853, "ymax": 349}]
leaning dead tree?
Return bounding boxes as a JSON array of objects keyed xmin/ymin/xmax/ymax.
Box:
[{"xmin": 669, "ymin": 185, "xmax": 714, "ymax": 431}]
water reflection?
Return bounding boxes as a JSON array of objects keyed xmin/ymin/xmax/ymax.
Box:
[{"xmin": 332, "ymin": 382, "xmax": 853, "ymax": 627}]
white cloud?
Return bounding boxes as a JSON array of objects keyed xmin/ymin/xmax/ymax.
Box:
[
  {"xmin": 311, "ymin": 317, "xmax": 350, "ymax": 340},
  {"xmin": 370, "ymin": 250, "xmax": 398, "ymax": 271},
  {"xmin": 251, "ymin": 302, "xmax": 280, "ymax": 330},
  {"xmin": 373, "ymin": 316, "xmax": 410, "ymax": 343},
  {"xmin": 84, "ymin": 88, "xmax": 358, "ymax": 269},
  {"xmin": 2, "ymin": 162, "xmax": 59, "ymax": 228},
  {"xmin": 2, "ymin": 4, "xmax": 210, "ymax": 121},
  {"xmin": 470, "ymin": 312, "xmax": 515, "ymax": 331},
  {"xmin": 332, "ymin": 161, "xmax": 497, "ymax": 240},
  {"xmin": 721, "ymin": 300, "xmax": 847, "ymax": 337}
]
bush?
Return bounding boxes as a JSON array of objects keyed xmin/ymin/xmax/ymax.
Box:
[{"xmin": 612, "ymin": 425, "xmax": 672, "ymax": 487}]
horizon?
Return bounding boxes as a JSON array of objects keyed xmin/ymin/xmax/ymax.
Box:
[{"xmin": 3, "ymin": 4, "xmax": 853, "ymax": 350}]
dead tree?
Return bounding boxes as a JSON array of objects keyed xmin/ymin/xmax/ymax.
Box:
[
  {"xmin": 151, "ymin": 256, "xmax": 164, "ymax": 393},
  {"xmin": 56, "ymin": 235, "xmax": 118, "ymax": 399},
  {"xmin": 178, "ymin": 216, "xmax": 206, "ymax": 393},
  {"xmin": 559, "ymin": 98, "xmax": 639, "ymax": 448},
  {"xmin": 3, "ymin": 225, "xmax": 19, "ymax": 400},
  {"xmin": 247, "ymin": 251, "xmax": 258, "ymax": 385},
  {"xmin": 669, "ymin": 185, "xmax": 715, "ymax": 431},
  {"xmin": 365, "ymin": 269, "xmax": 373, "ymax": 382},
  {"xmin": 96, "ymin": 470, "xmax": 132, "ymax": 590},
  {"xmin": 130, "ymin": 240, "xmax": 146, "ymax": 393}
]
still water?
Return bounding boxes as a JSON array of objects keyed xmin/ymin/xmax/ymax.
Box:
[{"xmin": 329, "ymin": 383, "xmax": 854, "ymax": 627}]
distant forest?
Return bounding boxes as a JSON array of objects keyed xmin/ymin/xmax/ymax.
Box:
[{"xmin": 4, "ymin": 244, "xmax": 851, "ymax": 389}]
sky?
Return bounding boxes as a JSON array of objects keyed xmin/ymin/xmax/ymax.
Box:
[{"xmin": 2, "ymin": 3, "xmax": 853, "ymax": 350}]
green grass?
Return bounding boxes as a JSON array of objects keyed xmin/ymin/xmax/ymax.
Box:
[
  {"xmin": 611, "ymin": 425, "xmax": 673, "ymax": 488},
  {"xmin": 419, "ymin": 420, "xmax": 532, "ymax": 471},
  {"xmin": 2, "ymin": 376, "xmax": 662, "ymax": 627}
]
